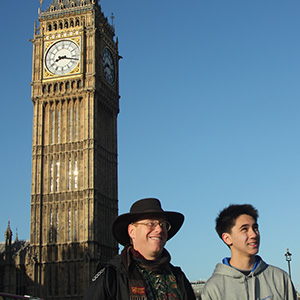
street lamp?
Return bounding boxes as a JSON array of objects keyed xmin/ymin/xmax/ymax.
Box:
[{"xmin": 285, "ymin": 248, "xmax": 292, "ymax": 279}]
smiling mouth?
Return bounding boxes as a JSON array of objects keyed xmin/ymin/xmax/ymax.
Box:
[
  {"xmin": 249, "ymin": 242, "xmax": 258, "ymax": 247},
  {"xmin": 150, "ymin": 237, "xmax": 162, "ymax": 241}
]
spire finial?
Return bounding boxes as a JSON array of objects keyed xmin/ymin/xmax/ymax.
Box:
[
  {"xmin": 110, "ymin": 13, "xmax": 115, "ymax": 27},
  {"xmin": 15, "ymin": 227, "xmax": 19, "ymax": 242},
  {"xmin": 38, "ymin": 0, "xmax": 43, "ymax": 14}
]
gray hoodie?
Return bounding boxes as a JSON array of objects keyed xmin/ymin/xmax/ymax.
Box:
[{"xmin": 200, "ymin": 257, "xmax": 297, "ymax": 300}]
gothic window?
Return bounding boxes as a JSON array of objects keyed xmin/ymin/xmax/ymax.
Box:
[
  {"xmin": 74, "ymin": 158, "xmax": 78, "ymax": 189},
  {"xmin": 55, "ymin": 209, "xmax": 59, "ymax": 242},
  {"xmin": 65, "ymin": 21, "xmax": 69, "ymax": 29},
  {"xmin": 54, "ymin": 23, "xmax": 57, "ymax": 30},
  {"xmin": 49, "ymin": 210, "xmax": 53, "ymax": 242},
  {"xmin": 74, "ymin": 265, "xmax": 78, "ymax": 294},
  {"xmin": 74, "ymin": 208, "xmax": 77, "ymax": 241},
  {"xmin": 56, "ymin": 161, "xmax": 60, "ymax": 191},
  {"xmin": 67, "ymin": 267, "xmax": 71, "ymax": 295},
  {"xmin": 48, "ymin": 24, "xmax": 52, "ymax": 31},
  {"xmin": 75, "ymin": 107, "xmax": 78, "ymax": 141},
  {"xmin": 75, "ymin": 19, "xmax": 80, "ymax": 26},
  {"xmin": 70, "ymin": 19, "xmax": 74, "ymax": 26},
  {"xmin": 68, "ymin": 158, "xmax": 72, "ymax": 190},
  {"xmin": 49, "ymin": 265, "xmax": 52, "ymax": 295},
  {"xmin": 77, "ymin": 80, "xmax": 82, "ymax": 88},
  {"xmin": 54, "ymin": 83, "xmax": 58, "ymax": 92},
  {"xmin": 50, "ymin": 160, "xmax": 54, "ymax": 192},
  {"xmin": 68, "ymin": 207, "xmax": 71, "ymax": 241},
  {"xmin": 43, "ymin": 85, "xmax": 47, "ymax": 93},
  {"xmin": 57, "ymin": 109, "xmax": 60, "ymax": 143},
  {"xmin": 69, "ymin": 108, "xmax": 72, "ymax": 142},
  {"xmin": 66, "ymin": 81, "xmax": 70, "ymax": 90},
  {"xmin": 55, "ymin": 266, "xmax": 59, "ymax": 296},
  {"xmin": 59, "ymin": 22, "xmax": 63, "ymax": 29},
  {"xmin": 51, "ymin": 110, "xmax": 54, "ymax": 144}
]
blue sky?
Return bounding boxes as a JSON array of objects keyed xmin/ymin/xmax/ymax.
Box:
[{"xmin": 1, "ymin": 0, "xmax": 300, "ymax": 290}]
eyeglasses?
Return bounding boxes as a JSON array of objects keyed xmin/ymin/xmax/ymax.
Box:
[{"xmin": 133, "ymin": 221, "xmax": 171, "ymax": 232}]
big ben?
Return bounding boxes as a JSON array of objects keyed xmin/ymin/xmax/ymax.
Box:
[{"xmin": 28, "ymin": 0, "xmax": 120, "ymax": 299}]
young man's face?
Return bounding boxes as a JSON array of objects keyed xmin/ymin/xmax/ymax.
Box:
[
  {"xmin": 222, "ymin": 214, "xmax": 260, "ymax": 259},
  {"xmin": 128, "ymin": 218, "xmax": 168, "ymax": 260}
]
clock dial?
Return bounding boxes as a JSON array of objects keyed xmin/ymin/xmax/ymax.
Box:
[
  {"xmin": 102, "ymin": 47, "xmax": 115, "ymax": 84},
  {"xmin": 45, "ymin": 40, "xmax": 80, "ymax": 75}
]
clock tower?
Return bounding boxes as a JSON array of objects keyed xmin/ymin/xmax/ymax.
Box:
[{"xmin": 28, "ymin": 0, "xmax": 120, "ymax": 299}]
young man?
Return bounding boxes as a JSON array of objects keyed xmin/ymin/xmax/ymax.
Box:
[
  {"xmin": 200, "ymin": 204, "xmax": 297, "ymax": 300},
  {"xmin": 84, "ymin": 198, "xmax": 196, "ymax": 300}
]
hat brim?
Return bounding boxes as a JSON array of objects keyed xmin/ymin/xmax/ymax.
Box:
[{"xmin": 112, "ymin": 211, "xmax": 184, "ymax": 246}]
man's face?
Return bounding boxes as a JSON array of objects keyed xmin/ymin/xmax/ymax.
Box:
[
  {"xmin": 128, "ymin": 218, "xmax": 168, "ymax": 260},
  {"xmin": 222, "ymin": 214, "xmax": 260, "ymax": 259}
]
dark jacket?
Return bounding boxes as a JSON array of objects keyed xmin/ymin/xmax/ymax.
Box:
[{"xmin": 84, "ymin": 254, "xmax": 196, "ymax": 300}]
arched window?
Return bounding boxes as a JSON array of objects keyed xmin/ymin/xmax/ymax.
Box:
[
  {"xmin": 56, "ymin": 161, "xmax": 60, "ymax": 191},
  {"xmin": 48, "ymin": 24, "xmax": 52, "ymax": 31},
  {"xmin": 55, "ymin": 209, "xmax": 59, "ymax": 242},
  {"xmin": 59, "ymin": 22, "xmax": 63, "ymax": 29},
  {"xmin": 68, "ymin": 158, "xmax": 72, "ymax": 190},
  {"xmin": 68, "ymin": 207, "xmax": 71, "ymax": 241},
  {"xmin": 49, "ymin": 209, "xmax": 53, "ymax": 242},
  {"xmin": 54, "ymin": 23, "xmax": 58, "ymax": 30},
  {"xmin": 65, "ymin": 21, "xmax": 68, "ymax": 28}
]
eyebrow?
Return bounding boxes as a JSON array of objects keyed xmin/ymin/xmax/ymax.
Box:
[{"xmin": 239, "ymin": 223, "xmax": 258, "ymax": 229}]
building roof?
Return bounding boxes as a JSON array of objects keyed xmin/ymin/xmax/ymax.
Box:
[
  {"xmin": 0, "ymin": 240, "xmax": 30, "ymax": 257},
  {"xmin": 44, "ymin": 0, "xmax": 97, "ymax": 12}
]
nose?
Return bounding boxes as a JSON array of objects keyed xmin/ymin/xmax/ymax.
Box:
[
  {"xmin": 250, "ymin": 227, "xmax": 259, "ymax": 238},
  {"xmin": 153, "ymin": 223, "xmax": 163, "ymax": 233}
]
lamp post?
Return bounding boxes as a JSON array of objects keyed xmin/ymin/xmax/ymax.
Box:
[{"xmin": 285, "ymin": 248, "xmax": 292, "ymax": 279}]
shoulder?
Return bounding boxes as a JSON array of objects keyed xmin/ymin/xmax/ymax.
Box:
[
  {"xmin": 260, "ymin": 262, "xmax": 290, "ymax": 279},
  {"xmin": 84, "ymin": 255, "xmax": 123, "ymax": 300},
  {"xmin": 169, "ymin": 264, "xmax": 191, "ymax": 283}
]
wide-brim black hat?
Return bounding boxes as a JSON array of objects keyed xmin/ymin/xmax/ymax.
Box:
[{"xmin": 112, "ymin": 198, "xmax": 184, "ymax": 246}]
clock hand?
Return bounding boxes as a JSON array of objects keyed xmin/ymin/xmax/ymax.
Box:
[
  {"xmin": 64, "ymin": 57, "xmax": 79, "ymax": 60},
  {"xmin": 55, "ymin": 55, "xmax": 67, "ymax": 62},
  {"xmin": 55, "ymin": 56, "xmax": 78, "ymax": 62}
]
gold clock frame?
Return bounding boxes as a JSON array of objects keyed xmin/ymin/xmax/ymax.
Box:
[{"xmin": 43, "ymin": 36, "xmax": 82, "ymax": 79}]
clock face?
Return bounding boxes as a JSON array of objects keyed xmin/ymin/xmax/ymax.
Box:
[
  {"xmin": 45, "ymin": 40, "xmax": 80, "ymax": 75},
  {"xmin": 102, "ymin": 47, "xmax": 115, "ymax": 84}
]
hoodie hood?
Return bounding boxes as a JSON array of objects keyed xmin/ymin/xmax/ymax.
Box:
[{"xmin": 213, "ymin": 256, "xmax": 267, "ymax": 279}]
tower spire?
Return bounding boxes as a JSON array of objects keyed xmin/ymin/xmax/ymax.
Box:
[{"xmin": 38, "ymin": 0, "xmax": 43, "ymax": 14}]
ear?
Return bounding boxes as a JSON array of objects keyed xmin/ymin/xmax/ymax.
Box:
[
  {"xmin": 222, "ymin": 232, "xmax": 233, "ymax": 247},
  {"xmin": 128, "ymin": 224, "xmax": 136, "ymax": 241}
]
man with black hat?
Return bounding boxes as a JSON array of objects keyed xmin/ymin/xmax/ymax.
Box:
[{"xmin": 84, "ymin": 198, "xmax": 196, "ymax": 300}]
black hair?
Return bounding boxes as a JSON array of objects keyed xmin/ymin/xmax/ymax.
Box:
[{"xmin": 215, "ymin": 204, "xmax": 259, "ymax": 239}]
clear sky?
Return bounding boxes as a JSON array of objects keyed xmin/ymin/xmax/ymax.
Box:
[{"xmin": 1, "ymin": 0, "xmax": 300, "ymax": 290}]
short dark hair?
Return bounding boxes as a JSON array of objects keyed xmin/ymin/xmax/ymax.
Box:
[{"xmin": 215, "ymin": 204, "xmax": 259, "ymax": 239}]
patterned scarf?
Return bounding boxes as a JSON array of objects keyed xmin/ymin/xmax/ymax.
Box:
[{"xmin": 121, "ymin": 245, "xmax": 181, "ymax": 300}]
